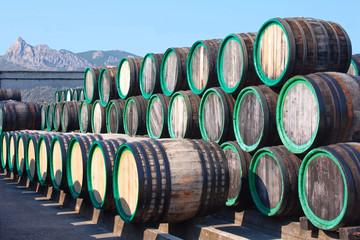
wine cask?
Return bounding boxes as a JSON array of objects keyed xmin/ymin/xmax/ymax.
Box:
[
  {"xmin": 123, "ymin": 96, "xmax": 148, "ymax": 136},
  {"xmin": 0, "ymin": 89, "xmax": 21, "ymax": 101},
  {"xmin": 146, "ymin": 94, "xmax": 170, "ymax": 138},
  {"xmin": 79, "ymin": 101, "xmax": 92, "ymax": 133},
  {"xmin": 61, "ymin": 101, "xmax": 81, "ymax": 132},
  {"xmin": 116, "ymin": 57, "xmax": 143, "ymax": 99},
  {"xmin": 25, "ymin": 132, "xmax": 41, "ymax": 182},
  {"xmin": 36, "ymin": 133, "xmax": 56, "ymax": 185},
  {"xmin": 91, "ymin": 100, "xmax": 107, "ymax": 133},
  {"xmin": 46, "ymin": 103, "xmax": 56, "ymax": 131},
  {"xmin": 99, "ymin": 66, "xmax": 118, "ymax": 107},
  {"xmin": 347, "ymin": 54, "xmax": 360, "ymax": 76},
  {"xmin": 0, "ymin": 132, "xmax": 9, "ymax": 169},
  {"xmin": 106, "ymin": 99, "xmax": 125, "ymax": 134},
  {"xmin": 53, "ymin": 102, "xmax": 64, "ymax": 132},
  {"xmin": 84, "ymin": 67, "xmax": 103, "ymax": 104},
  {"xmin": 40, "ymin": 103, "xmax": 47, "ymax": 131},
  {"xmin": 140, "ymin": 53, "xmax": 164, "ymax": 99}
]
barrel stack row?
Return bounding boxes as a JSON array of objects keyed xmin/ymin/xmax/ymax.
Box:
[{"xmin": 54, "ymin": 88, "xmax": 85, "ymax": 103}]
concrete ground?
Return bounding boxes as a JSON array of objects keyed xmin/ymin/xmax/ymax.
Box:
[{"xmin": 0, "ymin": 170, "xmax": 121, "ymax": 240}]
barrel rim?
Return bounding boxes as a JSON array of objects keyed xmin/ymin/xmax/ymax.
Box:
[
  {"xmin": 0, "ymin": 132, "xmax": 8, "ymax": 169},
  {"xmin": 276, "ymin": 76, "xmax": 320, "ymax": 153},
  {"xmin": 160, "ymin": 48, "xmax": 178, "ymax": 96},
  {"xmin": 233, "ymin": 86, "xmax": 265, "ymax": 152},
  {"xmin": 146, "ymin": 94, "xmax": 165, "ymax": 139},
  {"xmin": 25, "ymin": 134, "xmax": 37, "ymax": 181},
  {"xmin": 84, "ymin": 67, "xmax": 96, "ymax": 104},
  {"xmin": 117, "ymin": 58, "xmax": 131, "ymax": 99},
  {"xmin": 168, "ymin": 91, "xmax": 189, "ymax": 139},
  {"xmin": 199, "ymin": 88, "xmax": 226, "ymax": 143},
  {"xmin": 140, "ymin": 53, "xmax": 157, "ymax": 99},
  {"xmin": 187, "ymin": 40, "xmax": 209, "ymax": 94},
  {"xmin": 253, "ymin": 18, "xmax": 293, "ymax": 86},
  {"xmin": 66, "ymin": 137, "xmax": 83, "ymax": 199},
  {"xmin": 36, "ymin": 135, "xmax": 49, "ymax": 185},
  {"xmin": 299, "ymin": 148, "xmax": 348, "ymax": 230},
  {"xmin": 123, "ymin": 97, "xmax": 139, "ymax": 135},
  {"xmin": 217, "ymin": 34, "xmax": 245, "ymax": 93},
  {"xmin": 99, "ymin": 68, "xmax": 111, "ymax": 107},
  {"xmin": 15, "ymin": 133, "xmax": 27, "ymax": 176},
  {"xmin": 249, "ymin": 147, "xmax": 285, "ymax": 216},
  {"xmin": 49, "ymin": 135, "xmax": 64, "ymax": 190}
]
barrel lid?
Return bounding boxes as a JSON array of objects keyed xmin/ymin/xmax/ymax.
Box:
[
  {"xmin": 160, "ymin": 48, "xmax": 179, "ymax": 96},
  {"xmin": 99, "ymin": 68, "xmax": 110, "ymax": 107},
  {"xmin": 140, "ymin": 53, "xmax": 157, "ymax": 99},
  {"xmin": 187, "ymin": 40, "xmax": 209, "ymax": 94},
  {"xmin": 168, "ymin": 91, "xmax": 189, "ymax": 139},
  {"xmin": 84, "ymin": 67, "xmax": 96, "ymax": 104},
  {"xmin": 117, "ymin": 58, "xmax": 131, "ymax": 99},
  {"xmin": 146, "ymin": 94, "xmax": 166, "ymax": 139},
  {"xmin": 49, "ymin": 136, "xmax": 64, "ymax": 190}
]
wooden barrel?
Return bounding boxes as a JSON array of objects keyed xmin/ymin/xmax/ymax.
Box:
[
  {"xmin": 65, "ymin": 88, "xmax": 73, "ymax": 101},
  {"xmin": 50, "ymin": 133, "xmax": 78, "ymax": 190},
  {"xmin": 276, "ymin": 72, "xmax": 360, "ymax": 154},
  {"xmin": 106, "ymin": 99, "xmax": 125, "ymax": 134},
  {"xmin": 25, "ymin": 132, "xmax": 41, "ymax": 182},
  {"xmin": 299, "ymin": 142, "xmax": 360, "ymax": 230},
  {"xmin": 0, "ymin": 132, "xmax": 9, "ymax": 169},
  {"xmin": 160, "ymin": 47, "xmax": 190, "ymax": 96},
  {"xmin": 15, "ymin": 131, "xmax": 32, "ymax": 176},
  {"xmin": 72, "ymin": 88, "xmax": 82, "ymax": 101},
  {"xmin": 249, "ymin": 145, "xmax": 302, "ymax": 217},
  {"xmin": 116, "ymin": 57, "xmax": 143, "ymax": 99},
  {"xmin": 221, "ymin": 141, "xmax": 252, "ymax": 207},
  {"xmin": 40, "ymin": 103, "xmax": 47, "ymax": 131},
  {"xmin": 78, "ymin": 89, "xmax": 85, "ymax": 101},
  {"xmin": 84, "ymin": 67, "xmax": 103, "ymax": 104},
  {"xmin": 59, "ymin": 90, "xmax": 66, "ymax": 102},
  {"xmin": 254, "ymin": 17, "xmax": 352, "ymax": 87},
  {"xmin": 87, "ymin": 138, "xmax": 126, "ymax": 209},
  {"xmin": 46, "ymin": 103, "xmax": 56, "ymax": 131},
  {"xmin": 168, "ymin": 90, "xmax": 201, "ymax": 139},
  {"xmin": 348, "ymin": 54, "xmax": 360, "ymax": 76},
  {"xmin": 186, "ymin": 39, "xmax": 223, "ymax": 94},
  {"xmin": 217, "ymin": 33, "xmax": 261, "ymax": 94},
  {"xmin": 36, "ymin": 133, "xmax": 55, "ymax": 185},
  {"xmin": 99, "ymin": 66, "xmax": 118, "ymax": 107},
  {"xmin": 79, "ymin": 101, "xmax": 92, "ymax": 133},
  {"xmin": 8, "ymin": 131, "xmax": 20, "ymax": 173},
  {"xmin": 123, "ymin": 96, "xmax": 148, "ymax": 136},
  {"xmin": 54, "ymin": 91, "xmax": 61, "ymax": 102},
  {"xmin": 53, "ymin": 102, "xmax": 64, "ymax": 132},
  {"xmin": 0, "ymin": 101, "xmax": 41, "ymax": 134},
  {"xmin": 91, "ymin": 100, "xmax": 107, "ymax": 133},
  {"xmin": 146, "ymin": 94, "xmax": 170, "ymax": 138},
  {"xmin": 0, "ymin": 89, "xmax": 21, "ymax": 101},
  {"xmin": 140, "ymin": 53, "xmax": 164, "ymax": 99},
  {"xmin": 198, "ymin": 87, "xmax": 235, "ymax": 143},
  {"xmin": 113, "ymin": 138, "xmax": 229, "ymax": 223},
  {"xmin": 61, "ymin": 101, "xmax": 81, "ymax": 132},
  {"xmin": 234, "ymin": 85, "xmax": 280, "ymax": 152}
]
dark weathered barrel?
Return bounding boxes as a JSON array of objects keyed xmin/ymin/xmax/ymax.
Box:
[
  {"xmin": 199, "ymin": 87, "xmax": 235, "ymax": 143},
  {"xmin": 116, "ymin": 57, "xmax": 143, "ymax": 99},
  {"xmin": 221, "ymin": 141, "xmax": 252, "ymax": 207},
  {"xmin": 40, "ymin": 103, "xmax": 47, "ymax": 131},
  {"xmin": 46, "ymin": 103, "xmax": 56, "ymax": 131},
  {"xmin": 79, "ymin": 101, "xmax": 92, "ymax": 133},
  {"xmin": 99, "ymin": 66, "xmax": 118, "ymax": 107},
  {"xmin": 160, "ymin": 47, "xmax": 190, "ymax": 96},
  {"xmin": 53, "ymin": 102, "xmax": 64, "ymax": 132},
  {"xmin": 249, "ymin": 145, "xmax": 302, "ymax": 217},
  {"xmin": 84, "ymin": 67, "xmax": 103, "ymax": 104},
  {"xmin": 277, "ymin": 72, "xmax": 360, "ymax": 154},
  {"xmin": 234, "ymin": 85, "xmax": 280, "ymax": 152},
  {"xmin": 217, "ymin": 33, "xmax": 261, "ymax": 94},
  {"xmin": 113, "ymin": 138, "xmax": 229, "ymax": 223},
  {"xmin": 106, "ymin": 99, "xmax": 125, "ymax": 134},
  {"xmin": 254, "ymin": 17, "xmax": 352, "ymax": 87},
  {"xmin": 0, "ymin": 89, "xmax": 21, "ymax": 101},
  {"xmin": 36, "ymin": 133, "xmax": 55, "ymax": 185},
  {"xmin": 146, "ymin": 94, "xmax": 170, "ymax": 138},
  {"xmin": 348, "ymin": 54, "xmax": 360, "ymax": 76},
  {"xmin": 140, "ymin": 53, "xmax": 164, "ymax": 99},
  {"xmin": 123, "ymin": 96, "xmax": 148, "ymax": 136},
  {"xmin": 168, "ymin": 90, "xmax": 201, "ymax": 139},
  {"xmin": 187, "ymin": 39, "xmax": 222, "ymax": 94},
  {"xmin": 25, "ymin": 133, "xmax": 41, "ymax": 182},
  {"xmin": 0, "ymin": 132, "xmax": 9, "ymax": 169},
  {"xmin": 87, "ymin": 138, "xmax": 126, "ymax": 209},
  {"xmin": 299, "ymin": 142, "xmax": 360, "ymax": 230},
  {"xmin": 61, "ymin": 101, "xmax": 81, "ymax": 132},
  {"xmin": 91, "ymin": 100, "xmax": 107, "ymax": 133},
  {"xmin": 0, "ymin": 101, "xmax": 41, "ymax": 134}
]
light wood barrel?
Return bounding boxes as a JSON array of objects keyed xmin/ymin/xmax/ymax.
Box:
[
  {"xmin": 116, "ymin": 57, "xmax": 143, "ymax": 99},
  {"xmin": 106, "ymin": 99, "xmax": 125, "ymax": 134},
  {"xmin": 40, "ymin": 103, "xmax": 47, "ymax": 131},
  {"xmin": 8, "ymin": 131, "xmax": 20, "ymax": 173},
  {"xmin": 249, "ymin": 145, "xmax": 302, "ymax": 217},
  {"xmin": 198, "ymin": 87, "xmax": 235, "ymax": 143},
  {"xmin": 221, "ymin": 141, "xmax": 252, "ymax": 207},
  {"xmin": 123, "ymin": 96, "xmax": 148, "ymax": 136},
  {"xmin": 299, "ymin": 143, "xmax": 360, "ymax": 230},
  {"xmin": 146, "ymin": 94, "xmax": 170, "ymax": 138},
  {"xmin": 0, "ymin": 101, "xmax": 41, "ymax": 134},
  {"xmin": 113, "ymin": 138, "xmax": 229, "ymax": 223},
  {"xmin": 234, "ymin": 85, "xmax": 280, "ymax": 152},
  {"xmin": 79, "ymin": 101, "xmax": 92, "ymax": 133},
  {"xmin": 91, "ymin": 100, "xmax": 107, "ymax": 133},
  {"xmin": 0, "ymin": 132, "xmax": 9, "ymax": 169},
  {"xmin": 61, "ymin": 101, "xmax": 81, "ymax": 132},
  {"xmin": 140, "ymin": 53, "xmax": 164, "ymax": 99},
  {"xmin": 16, "ymin": 131, "xmax": 32, "ymax": 176},
  {"xmin": 84, "ymin": 67, "xmax": 103, "ymax": 104},
  {"xmin": 65, "ymin": 88, "xmax": 73, "ymax": 101},
  {"xmin": 36, "ymin": 133, "xmax": 56, "ymax": 185},
  {"xmin": 160, "ymin": 47, "xmax": 190, "ymax": 96},
  {"xmin": 0, "ymin": 89, "xmax": 21, "ymax": 101},
  {"xmin": 277, "ymin": 72, "xmax": 360, "ymax": 154},
  {"xmin": 99, "ymin": 67, "xmax": 118, "ymax": 107},
  {"xmin": 168, "ymin": 90, "xmax": 201, "ymax": 139},
  {"xmin": 254, "ymin": 17, "xmax": 352, "ymax": 87},
  {"xmin": 46, "ymin": 103, "xmax": 56, "ymax": 131},
  {"xmin": 217, "ymin": 33, "xmax": 261, "ymax": 94},
  {"xmin": 25, "ymin": 132, "xmax": 41, "ymax": 182},
  {"xmin": 53, "ymin": 102, "xmax": 64, "ymax": 132},
  {"xmin": 187, "ymin": 39, "xmax": 222, "ymax": 94},
  {"xmin": 87, "ymin": 138, "xmax": 127, "ymax": 209},
  {"xmin": 348, "ymin": 54, "xmax": 360, "ymax": 76}
]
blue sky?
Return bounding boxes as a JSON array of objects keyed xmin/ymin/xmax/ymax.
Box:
[{"xmin": 0, "ymin": 1, "xmax": 359, "ymax": 56}]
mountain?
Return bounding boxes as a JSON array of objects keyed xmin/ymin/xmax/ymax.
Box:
[{"xmin": 0, "ymin": 37, "xmax": 138, "ymax": 71}]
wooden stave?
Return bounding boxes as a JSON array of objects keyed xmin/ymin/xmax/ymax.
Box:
[
  {"xmin": 146, "ymin": 94, "xmax": 170, "ymax": 139},
  {"xmin": 99, "ymin": 67, "xmax": 118, "ymax": 107},
  {"xmin": 234, "ymin": 85, "xmax": 280, "ymax": 152},
  {"xmin": 160, "ymin": 47, "xmax": 190, "ymax": 96},
  {"xmin": 198, "ymin": 87, "xmax": 235, "ymax": 143},
  {"xmin": 253, "ymin": 17, "xmax": 352, "ymax": 87},
  {"xmin": 106, "ymin": 99, "xmax": 125, "ymax": 134},
  {"xmin": 123, "ymin": 96, "xmax": 148, "ymax": 136},
  {"xmin": 61, "ymin": 101, "xmax": 81, "ymax": 132},
  {"xmin": 91, "ymin": 100, "xmax": 107, "ymax": 133},
  {"xmin": 140, "ymin": 53, "xmax": 164, "ymax": 99},
  {"xmin": 217, "ymin": 32, "xmax": 261, "ymax": 94},
  {"xmin": 0, "ymin": 132, "xmax": 9, "ymax": 169},
  {"xmin": 84, "ymin": 67, "xmax": 103, "ymax": 104},
  {"xmin": 79, "ymin": 101, "xmax": 92, "ymax": 133},
  {"xmin": 116, "ymin": 57, "xmax": 143, "ymax": 99}
]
